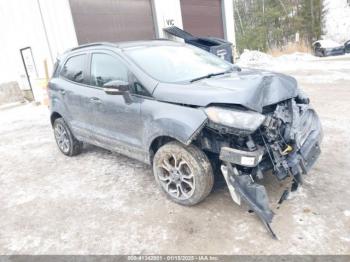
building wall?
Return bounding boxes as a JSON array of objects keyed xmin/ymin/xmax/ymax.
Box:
[
  {"xmin": 0, "ymin": 0, "xmax": 77, "ymax": 89},
  {"xmin": 152, "ymin": 0, "xmax": 184, "ymax": 40},
  {"xmin": 0, "ymin": 0, "xmax": 236, "ymax": 90},
  {"xmin": 152, "ymin": 0, "xmax": 235, "ymax": 47},
  {"xmin": 222, "ymin": 0, "xmax": 236, "ymax": 47}
]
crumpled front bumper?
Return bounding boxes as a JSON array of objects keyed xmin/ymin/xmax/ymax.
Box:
[{"xmin": 219, "ymin": 108, "xmax": 323, "ymax": 239}]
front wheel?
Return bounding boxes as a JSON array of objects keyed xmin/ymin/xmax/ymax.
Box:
[{"xmin": 152, "ymin": 141, "xmax": 214, "ymax": 206}]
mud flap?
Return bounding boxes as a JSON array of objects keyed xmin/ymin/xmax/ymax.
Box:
[{"xmin": 225, "ymin": 163, "xmax": 277, "ymax": 239}]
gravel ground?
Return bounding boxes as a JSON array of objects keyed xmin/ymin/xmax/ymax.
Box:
[{"xmin": 0, "ymin": 58, "xmax": 350, "ymax": 255}]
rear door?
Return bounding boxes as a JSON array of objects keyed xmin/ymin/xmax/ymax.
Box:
[
  {"xmin": 58, "ymin": 53, "xmax": 96, "ymax": 138},
  {"xmin": 87, "ymin": 51, "xmax": 144, "ymax": 156}
]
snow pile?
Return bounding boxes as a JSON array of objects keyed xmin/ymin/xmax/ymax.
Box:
[
  {"xmin": 237, "ymin": 50, "xmax": 315, "ymax": 68},
  {"xmin": 323, "ymin": 0, "xmax": 350, "ymax": 43},
  {"xmin": 276, "ymin": 52, "xmax": 316, "ymax": 62},
  {"xmin": 237, "ymin": 49, "xmax": 350, "ymax": 84},
  {"xmin": 237, "ymin": 49, "xmax": 273, "ymax": 66}
]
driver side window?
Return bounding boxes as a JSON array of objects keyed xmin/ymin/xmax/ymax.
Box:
[{"xmin": 91, "ymin": 53, "xmax": 128, "ymax": 87}]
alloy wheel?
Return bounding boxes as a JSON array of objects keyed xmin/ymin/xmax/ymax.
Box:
[
  {"xmin": 54, "ymin": 123, "xmax": 70, "ymax": 153},
  {"xmin": 156, "ymin": 154, "xmax": 195, "ymax": 200}
]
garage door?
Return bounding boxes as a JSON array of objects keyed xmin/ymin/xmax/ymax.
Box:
[
  {"xmin": 69, "ymin": 0, "xmax": 155, "ymax": 44},
  {"xmin": 180, "ymin": 0, "xmax": 224, "ymax": 38}
]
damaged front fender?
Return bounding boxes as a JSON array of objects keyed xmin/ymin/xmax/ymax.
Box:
[{"xmin": 141, "ymin": 99, "xmax": 208, "ymax": 162}]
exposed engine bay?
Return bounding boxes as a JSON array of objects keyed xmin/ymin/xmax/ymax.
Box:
[{"xmin": 195, "ymin": 97, "xmax": 323, "ymax": 238}]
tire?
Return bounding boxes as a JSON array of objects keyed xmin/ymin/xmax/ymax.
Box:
[
  {"xmin": 152, "ymin": 141, "xmax": 214, "ymax": 206},
  {"xmin": 53, "ymin": 118, "xmax": 82, "ymax": 156}
]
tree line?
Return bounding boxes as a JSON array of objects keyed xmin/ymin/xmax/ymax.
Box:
[{"xmin": 234, "ymin": 0, "xmax": 324, "ymax": 53}]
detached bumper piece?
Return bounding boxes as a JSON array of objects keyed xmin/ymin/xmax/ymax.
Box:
[{"xmin": 221, "ymin": 163, "xmax": 277, "ymax": 239}]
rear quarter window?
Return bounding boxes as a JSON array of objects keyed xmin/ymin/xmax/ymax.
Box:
[{"xmin": 60, "ymin": 54, "xmax": 86, "ymax": 83}]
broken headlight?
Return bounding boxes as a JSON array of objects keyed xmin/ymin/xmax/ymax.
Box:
[{"xmin": 205, "ymin": 106, "xmax": 266, "ymax": 133}]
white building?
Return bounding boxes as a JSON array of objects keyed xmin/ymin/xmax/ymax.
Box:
[{"xmin": 0, "ymin": 0, "xmax": 235, "ymax": 92}]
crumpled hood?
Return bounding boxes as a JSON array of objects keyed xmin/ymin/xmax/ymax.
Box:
[{"xmin": 153, "ymin": 68, "xmax": 299, "ymax": 113}]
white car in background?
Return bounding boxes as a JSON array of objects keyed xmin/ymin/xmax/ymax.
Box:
[{"xmin": 312, "ymin": 40, "xmax": 345, "ymax": 57}]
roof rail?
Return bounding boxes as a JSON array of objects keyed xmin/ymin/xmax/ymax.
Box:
[{"xmin": 68, "ymin": 42, "xmax": 117, "ymax": 52}]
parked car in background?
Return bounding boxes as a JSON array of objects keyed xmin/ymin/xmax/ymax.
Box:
[
  {"xmin": 312, "ymin": 40, "xmax": 345, "ymax": 57},
  {"xmin": 344, "ymin": 40, "xmax": 350, "ymax": 53},
  {"xmin": 48, "ymin": 41, "xmax": 323, "ymax": 238}
]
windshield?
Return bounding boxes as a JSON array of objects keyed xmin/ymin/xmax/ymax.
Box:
[{"xmin": 124, "ymin": 44, "xmax": 233, "ymax": 83}]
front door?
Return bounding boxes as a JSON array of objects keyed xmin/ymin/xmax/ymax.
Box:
[{"xmin": 87, "ymin": 52, "xmax": 144, "ymax": 158}]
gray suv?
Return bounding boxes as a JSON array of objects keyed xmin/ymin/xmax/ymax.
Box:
[{"xmin": 49, "ymin": 41, "xmax": 322, "ymax": 237}]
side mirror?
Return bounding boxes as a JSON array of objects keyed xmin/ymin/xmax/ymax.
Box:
[
  {"xmin": 103, "ymin": 80, "xmax": 133, "ymax": 104},
  {"xmin": 103, "ymin": 80, "xmax": 129, "ymax": 95}
]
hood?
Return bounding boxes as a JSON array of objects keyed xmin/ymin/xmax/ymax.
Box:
[{"xmin": 152, "ymin": 68, "xmax": 299, "ymax": 113}]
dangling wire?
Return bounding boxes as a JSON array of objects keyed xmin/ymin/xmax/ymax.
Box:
[{"xmin": 259, "ymin": 128, "xmax": 276, "ymax": 170}]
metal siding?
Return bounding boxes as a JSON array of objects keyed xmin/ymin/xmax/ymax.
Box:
[
  {"xmin": 180, "ymin": 0, "xmax": 224, "ymax": 38},
  {"xmin": 69, "ymin": 0, "xmax": 155, "ymax": 44}
]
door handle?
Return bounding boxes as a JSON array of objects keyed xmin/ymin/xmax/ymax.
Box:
[
  {"xmin": 90, "ymin": 97, "xmax": 101, "ymax": 104},
  {"xmin": 59, "ymin": 89, "xmax": 66, "ymax": 95}
]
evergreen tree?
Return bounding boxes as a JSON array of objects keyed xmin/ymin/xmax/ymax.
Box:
[{"xmin": 234, "ymin": 0, "xmax": 324, "ymax": 53}]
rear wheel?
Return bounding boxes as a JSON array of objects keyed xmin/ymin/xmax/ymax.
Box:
[
  {"xmin": 152, "ymin": 141, "xmax": 214, "ymax": 206},
  {"xmin": 53, "ymin": 118, "xmax": 82, "ymax": 156}
]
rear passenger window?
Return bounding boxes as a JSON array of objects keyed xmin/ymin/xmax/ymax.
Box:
[
  {"xmin": 91, "ymin": 53, "xmax": 128, "ymax": 87},
  {"xmin": 61, "ymin": 55, "xmax": 85, "ymax": 83}
]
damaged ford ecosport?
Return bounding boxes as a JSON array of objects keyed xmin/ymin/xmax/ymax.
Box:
[{"xmin": 49, "ymin": 41, "xmax": 323, "ymax": 238}]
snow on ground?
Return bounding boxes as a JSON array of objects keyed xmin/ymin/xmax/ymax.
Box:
[
  {"xmin": 237, "ymin": 49, "xmax": 350, "ymax": 84},
  {"xmin": 324, "ymin": 0, "xmax": 350, "ymax": 43}
]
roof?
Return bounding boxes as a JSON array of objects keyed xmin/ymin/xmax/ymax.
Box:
[
  {"xmin": 312, "ymin": 39, "xmax": 342, "ymax": 48},
  {"xmin": 67, "ymin": 40, "xmax": 183, "ymax": 53}
]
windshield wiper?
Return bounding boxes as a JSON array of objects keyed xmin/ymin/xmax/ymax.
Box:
[{"xmin": 189, "ymin": 67, "xmax": 238, "ymax": 83}]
